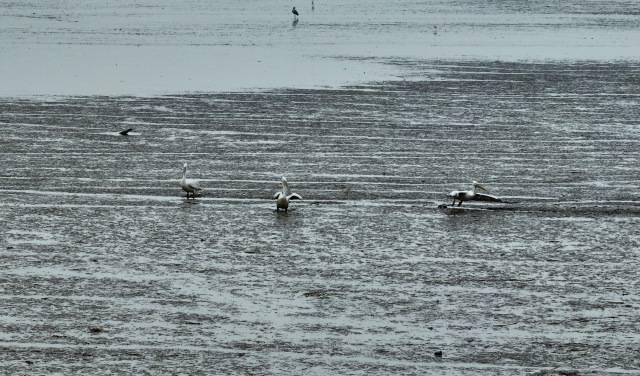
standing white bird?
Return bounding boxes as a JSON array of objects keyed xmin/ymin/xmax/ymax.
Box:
[
  {"xmin": 448, "ymin": 180, "xmax": 501, "ymax": 207},
  {"xmin": 273, "ymin": 176, "xmax": 302, "ymax": 212},
  {"xmin": 180, "ymin": 163, "xmax": 202, "ymax": 199}
]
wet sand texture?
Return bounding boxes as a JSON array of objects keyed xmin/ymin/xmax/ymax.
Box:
[{"xmin": 2, "ymin": 60, "xmax": 640, "ymax": 374}]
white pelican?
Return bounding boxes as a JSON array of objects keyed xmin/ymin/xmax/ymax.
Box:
[
  {"xmin": 180, "ymin": 163, "xmax": 202, "ymax": 199},
  {"xmin": 448, "ymin": 181, "xmax": 501, "ymax": 207},
  {"xmin": 273, "ymin": 176, "xmax": 302, "ymax": 212}
]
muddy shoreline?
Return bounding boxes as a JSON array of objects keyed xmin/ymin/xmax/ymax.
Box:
[{"xmin": 1, "ymin": 60, "xmax": 640, "ymax": 375}]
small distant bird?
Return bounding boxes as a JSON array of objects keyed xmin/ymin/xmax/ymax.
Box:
[
  {"xmin": 292, "ymin": 6, "xmax": 299, "ymax": 19},
  {"xmin": 273, "ymin": 176, "xmax": 302, "ymax": 212},
  {"xmin": 180, "ymin": 163, "xmax": 203, "ymax": 199},
  {"xmin": 119, "ymin": 128, "xmax": 133, "ymax": 136}
]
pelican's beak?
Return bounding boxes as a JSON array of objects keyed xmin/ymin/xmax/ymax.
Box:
[{"xmin": 475, "ymin": 183, "xmax": 488, "ymax": 192}]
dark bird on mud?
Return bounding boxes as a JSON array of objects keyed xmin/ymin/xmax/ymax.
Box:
[
  {"xmin": 292, "ymin": 6, "xmax": 299, "ymax": 19},
  {"xmin": 180, "ymin": 162, "xmax": 203, "ymax": 199},
  {"xmin": 448, "ymin": 181, "xmax": 502, "ymax": 207},
  {"xmin": 273, "ymin": 176, "xmax": 302, "ymax": 212},
  {"xmin": 119, "ymin": 128, "xmax": 133, "ymax": 136}
]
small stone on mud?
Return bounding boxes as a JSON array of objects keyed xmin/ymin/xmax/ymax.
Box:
[
  {"xmin": 559, "ymin": 371, "xmax": 580, "ymax": 376},
  {"xmin": 434, "ymin": 350, "xmax": 443, "ymax": 358},
  {"xmin": 7, "ymin": 246, "xmax": 14, "ymax": 250},
  {"xmin": 88, "ymin": 327, "xmax": 105, "ymax": 334},
  {"xmin": 303, "ymin": 290, "xmax": 330, "ymax": 298},
  {"xmin": 25, "ymin": 360, "xmax": 33, "ymax": 365}
]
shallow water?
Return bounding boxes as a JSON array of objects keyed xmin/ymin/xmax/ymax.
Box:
[
  {"xmin": 2, "ymin": 1, "xmax": 640, "ymax": 375},
  {"xmin": 2, "ymin": 0, "xmax": 640, "ymax": 95}
]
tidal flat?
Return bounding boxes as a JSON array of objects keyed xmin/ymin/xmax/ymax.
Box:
[{"xmin": 2, "ymin": 60, "xmax": 640, "ymax": 375}]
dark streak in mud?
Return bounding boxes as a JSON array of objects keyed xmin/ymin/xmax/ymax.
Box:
[{"xmin": 1, "ymin": 60, "xmax": 640, "ymax": 375}]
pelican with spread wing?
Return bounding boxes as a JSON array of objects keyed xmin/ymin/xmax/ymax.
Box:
[
  {"xmin": 448, "ymin": 181, "xmax": 501, "ymax": 207},
  {"xmin": 274, "ymin": 176, "xmax": 302, "ymax": 212}
]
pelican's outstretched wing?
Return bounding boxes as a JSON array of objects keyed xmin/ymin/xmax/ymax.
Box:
[
  {"xmin": 473, "ymin": 193, "xmax": 501, "ymax": 202},
  {"xmin": 287, "ymin": 193, "xmax": 303, "ymax": 200},
  {"xmin": 273, "ymin": 192, "xmax": 283, "ymax": 199}
]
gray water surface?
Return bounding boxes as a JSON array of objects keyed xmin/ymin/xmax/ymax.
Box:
[{"xmin": 2, "ymin": 1, "xmax": 640, "ymax": 375}]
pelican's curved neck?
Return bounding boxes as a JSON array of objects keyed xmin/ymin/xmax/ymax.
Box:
[
  {"xmin": 182, "ymin": 167, "xmax": 187, "ymax": 180},
  {"xmin": 281, "ymin": 181, "xmax": 289, "ymax": 195}
]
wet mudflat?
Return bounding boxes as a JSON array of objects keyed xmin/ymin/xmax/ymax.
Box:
[{"xmin": 1, "ymin": 60, "xmax": 640, "ymax": 375}]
